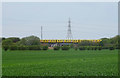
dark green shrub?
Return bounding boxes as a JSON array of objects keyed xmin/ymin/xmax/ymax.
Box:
[
  {"xmin": 94, "ymin": 47, "xmax": 97, "ymax": 50},
  {"xmin": 33, "ymin": 45, "xmax": 41, "ymax": 50},
  {"xmin": 54, "ymin": 46, "xmax": 60, "ymax": 50},
  {"xmin": 7, "ymin": 37, "xmax": 20, "ymax": 43},
  {"xmin": 98, "ymin": 47, "xmax": 102, "ymax": 50},
  {"xmin": 28, "ymin": 45, "xmax": 41, "ymax": 50},
  {"xmin": 84, "ymin": 46, "xmax": 87, "ymax": 50},
  {"xmin": 18, "ymin": 45, "xmax": 28, "ymax": 50},
  {"xmin": 86, "ymin": 46, "xmax": 90, "ymax": 50},
  {"xmin": 116, "ymin": 46, "xmax": 120, "ymax": 49},
  {"xmin": 90, "ymin": 46, "xmax": 94, "ymax": 50},
  {"xmin": 17, "ymin": 45, "xmax": 41, "ymax": 50},
  {"xmin": 61, "ymin": 45, "xmax": 70, "ymax": 50},
  {"xmin": 2, "ymin": 39, "xmax": 13, "ymax": 45},
  {"xmin": 79, "ymin": 46, "xmax": 86, "ymax": 50},
  {"xmin": 91, "ymin": 46, "xmax": 96, "ymax": 50},
  {"xmin": 102, "ymin": 46, "xmax": 109, "ymax": 49},
  {"xmin": 43, "ymin": 45, "xmax": 48, "ymax": 50},
  {"xmin": 87, "ymin": 46, "xmax": 90, "ymax": 50},
  {"xmin": 2, "ymin": 45, "xmax": 9, "ymax": 51},
  {"xmin": 35, "ymin": 45, "xmax": 41, "ymax": 50},
  {"xmin": 28, "ymin": 46, "xmax": 34, "ymax": 50},
  {"xmin": 74, "ymin": 47, "xmax": 78, "ymax": 50},
  {"xmin": 9, "ymin": 45, "xmax": 18, "ymax": 50},
  {"xmin": 109, "ymin": 47, "xmax": 115, "ymax": 50}
]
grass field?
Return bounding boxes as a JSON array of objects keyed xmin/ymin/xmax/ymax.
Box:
[{"xmin": 2, "ymin": 49, "xmax": 118, "ymax": 76}]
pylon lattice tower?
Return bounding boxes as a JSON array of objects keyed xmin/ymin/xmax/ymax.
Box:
[{"xmin": 66, "ymin": 18, "xmax": 73, "ymax": 40}]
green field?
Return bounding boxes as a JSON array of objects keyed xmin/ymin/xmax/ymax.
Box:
[{"xmin": 2, "ymin": 49, "xmax": 118, "ymax": 76}]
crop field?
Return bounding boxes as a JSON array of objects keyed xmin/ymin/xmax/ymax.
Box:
[{"xmin": 2, "ymin": 49, "xmax": 118, "ymax": 76}]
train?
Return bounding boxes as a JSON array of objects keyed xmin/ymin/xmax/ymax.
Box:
[{"xmin": 40, "ymin": 39, "xmax": 102, "ymax": 43}]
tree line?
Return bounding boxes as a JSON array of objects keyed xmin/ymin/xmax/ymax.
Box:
[{"xmin": 0, "ymin": 35, "xmax": 120, "ymax": 51}]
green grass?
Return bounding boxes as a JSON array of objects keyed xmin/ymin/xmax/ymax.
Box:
[{"xmin": 2, "ymin": 49, "xmax": 118, "ymax": 76}]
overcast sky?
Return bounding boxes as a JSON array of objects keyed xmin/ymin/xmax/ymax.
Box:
[{"xmin": 2, "ymin": 2, "xmax": 118, "ymax": 39}]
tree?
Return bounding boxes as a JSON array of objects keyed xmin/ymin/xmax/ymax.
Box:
[
  {"xmin": 18, "ymin": 35, "xmax": 40, "ymax": 45},
  {"xmin": 7, "ymin": 37, "xmax": 20, "ymax": 43},
  {"xmin": 2, "ymin": 39, "xmax": 13, "ymax": 45},
  {"xmin": 2, "ymin": 45, "xmax": 9, "ymax": 51},
  {"xmin": 2, "ymin": 39, "xmax": 13, "ymax": 51},
  {"xmin": 2, "ymin": 37, "xmax": 6, "ymax": 41},
  {"xmin": 101, "ymin": 35, "xmax": 120, "ymax": 49}
]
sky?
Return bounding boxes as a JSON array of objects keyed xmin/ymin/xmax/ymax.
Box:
[{"xmin": 2, "ymin": 2, "xmax": 118, "ymax": 39}]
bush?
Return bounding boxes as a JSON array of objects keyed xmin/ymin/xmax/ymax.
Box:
[
  {"xmin": 28, "ymin": 45, "xmax": 41, "ymax": 50},
  {"xmin": 88, "ymin": 46, "xmax": 97, "ymax": 50},
  {"xmin": 74, "ymin": 47, "xmax": 78, "ymax": 50},
  {"xmin": 116, "ymin": 46, "xmax": 120, "ymax": 49},
  {"xmin": 2, "ymin": 39, "xmax": 13, "ymax": 45},
  {"xmin": 94, "ymin": 47, "xmax": 97, "ymax": 50},
  {"xmin": 91, "ymin": 46, "xmax": 96, "ymax": 50},
  {"xmin": 98, "ymin": 46, "xmax": 102, "ymax": 50},
  {"xmin": 87, "ymin": 46, "xmax": 90, "ymax": 50},
  {"xmin": 109, "ymin": 47, "xmax": 115, "ymax": 50},
  {"xmin": 91, "ymin": 46, "xmax": 95, "ymax": 50},
  {"xmin": 28, "ymin": 46, "xmax": 33, "ymax": 50},
  {"xmin": 2, "ymin": 45, "xmax": 9, "ymax": 51},
  {"xmin": 54, "ymin": 46, "xmax": 60, "ymax": 50},
  {"xmin": 7, "ymin": 37, "xmax": 20, "ymax": 43},
  {"xmin": 35, "ymin": 45, "xmax": 41, "ymax": 50},
  {"xmin": 79, "ymin": 46, "xmax": 86, "ymax": 50},
  {"xmin": 9, "ymin": 45, "xmax": 18, "ymax": 50},
  {"xmin": 102, "ymin": 46, "xmax": 109, "ymax": 49},
  {"xmin": 61, "ymin": 45, "xmax": 70, "ymax": 50},
  {"xmin": 42, "ymin": 45, "xmax": 48, "ymax": 50},
  {"xmin": 18, "ymin": 45, "xmax": 28, "ymax": 50}
]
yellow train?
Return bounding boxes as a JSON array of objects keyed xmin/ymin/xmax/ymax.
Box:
[{"xmin": 40, "ymin": 39, "xmax": 102, "ymax": 43}]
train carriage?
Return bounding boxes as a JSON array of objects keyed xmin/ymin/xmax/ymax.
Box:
[{"xmin": 40, "ymin": 39, "xmax": 101, "ymax": 43}]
